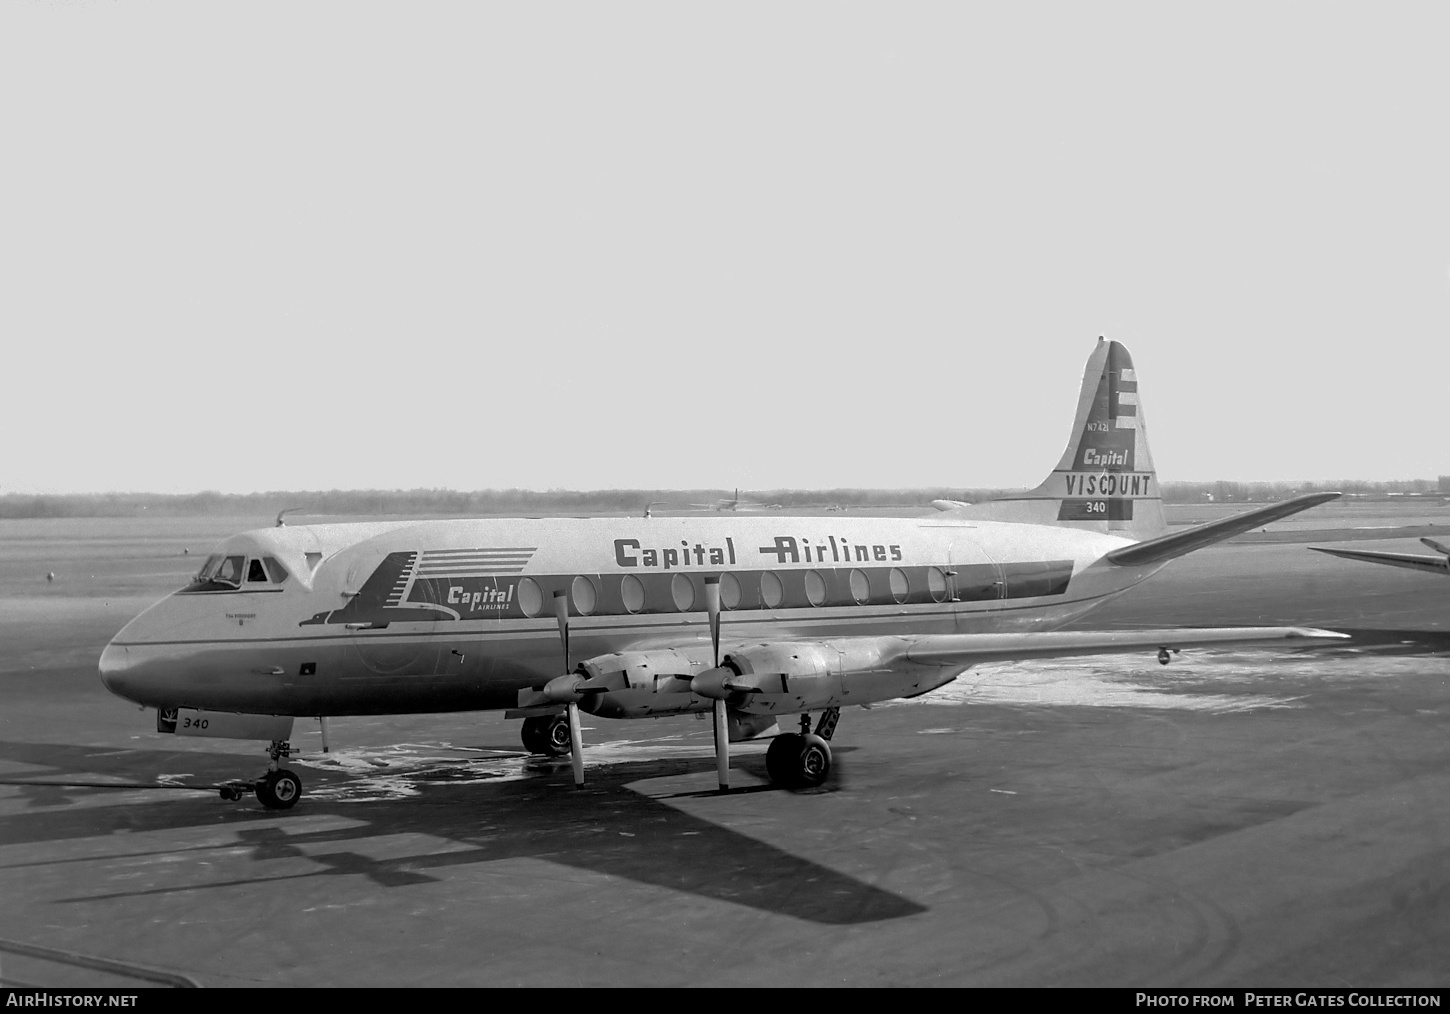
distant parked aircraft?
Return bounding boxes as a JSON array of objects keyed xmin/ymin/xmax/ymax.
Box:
[{"xmin": 689, "ymin": 489, "xmax": 766, "ymax": 512}]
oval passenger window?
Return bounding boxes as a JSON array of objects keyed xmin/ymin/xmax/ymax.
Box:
[
  {"xmin": 621, "ymin": 575, "xmax": 646, "ymax": 613},
  {"xmin": 889, "ymin": 567, "xmax": 909, "ymax": 603},
  {"xmin": 805, "ymin": 570, "xmax": 827, "ymax": 606},
  {"xmin": 719, "ymin": 572, "xmax": 742, "ymax": 610},
  {"xmin": 572, "ymin": 576, "xmax": 597, "ymax": 616},
  {"xmin": 760, "ymin": 571, "xmax": 784, "ymax": 609},
  {"xmin": 517, "ymin": 578, "xmax": 543, "ymax": 617},
  {"xmin": 671, "ymin": 573, "xmax": 695, "ymax": 611}
]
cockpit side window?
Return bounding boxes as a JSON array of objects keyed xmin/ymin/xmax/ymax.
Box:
[
  {"xmin": 195, "ymin": 554, "xmax": 222, "ymax": 583},
  {"xmin": 247, "ymin": 559, "xmax": 268, "ymax": 583},
  {"xmin": 262, "ymin": 557, "xmax": 290, "ymax": 584}
]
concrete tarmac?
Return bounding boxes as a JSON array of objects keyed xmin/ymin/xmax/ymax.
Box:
[{"xmin": 0, "ymin": 511, "xmax": 1447, "ymax": 987}]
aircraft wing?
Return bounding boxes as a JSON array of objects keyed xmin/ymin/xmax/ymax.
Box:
[
  {"xmin": 902, "ymin": 626, "xmax": 1347, "ymax": 666},
  {"xmin": 1106, "ymin": 492, "xmax": 1342, "ymax": 567},
  {"xmin": 1309, "ymin": 546, "xmax": 1450, "ymax": 576}
]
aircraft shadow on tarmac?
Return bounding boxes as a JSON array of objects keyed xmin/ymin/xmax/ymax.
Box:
[{"xmin": 0, "ymin": 738, "xmax": 925, "ymax": 926}]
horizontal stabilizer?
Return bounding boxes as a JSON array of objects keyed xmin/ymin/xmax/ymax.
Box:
[
  {"xmin": 1309, "ymin": 546, "xmax": 1450, "ymax": 576},
  {"xmin": 903, "ymin": 626, "xmax": 1347, "ymax": 667},
  {"xmin": 1106, "ymin": 492, "xmax": 1341, "ymax": 567}
]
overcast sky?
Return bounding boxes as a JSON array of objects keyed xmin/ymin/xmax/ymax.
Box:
[{"xmin": 2, "ymin": 3, "xmax": 1447, "ymax": 495}]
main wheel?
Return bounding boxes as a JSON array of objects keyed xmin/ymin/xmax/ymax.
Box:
[
  {"xmin": 797, "ymin": 734, "xmax": 832, "ymax": 788},
  {"xmin": 542, "ymin": 714, "xmax": 572, "ymax": 757},
  {"xmin": 256, "ymin": 769, "xmax": 302, "ymax": 810},
  {"xmin": 765, "ymin": 733, "xmax": 805, "ymax": 787}
]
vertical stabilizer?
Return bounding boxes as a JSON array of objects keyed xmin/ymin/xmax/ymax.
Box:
[{"xmin": 949, "ymin": 338, "xmax": 1167, "ymax": 538}]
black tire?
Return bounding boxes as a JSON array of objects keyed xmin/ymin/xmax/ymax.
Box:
[
  {"xmin": 257, "ymin": 769, "xmax": 302, "ymax": 810},
  {"xmin": 543, "ymin": 715, "xmax": 572, "ymax": 757},
  {"xmin": 520, "ymin": 717, "xmax": 546, "ymax": 754},
  {"xmin": 765, "ymin": 733, "xmax": 804, "ymax": 787},
  {"xmin": 797, "ymin": 734, "xmax": 832, "ymax": 788}
]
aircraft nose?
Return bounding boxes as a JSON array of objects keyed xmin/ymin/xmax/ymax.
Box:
[{"xmin": 98, "ymin": 641, "xmax": 134, "ymax": 700}]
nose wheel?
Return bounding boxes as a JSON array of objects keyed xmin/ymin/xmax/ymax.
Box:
[
  {"xmin": 256, "ymin": 769, "xmax": 302, "ymax": 810},
  {"xmin": 216, "ymin": 739, "xmax": 303, "ymax": 810}
]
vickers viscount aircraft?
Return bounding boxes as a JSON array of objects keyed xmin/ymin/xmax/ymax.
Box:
[
  {"xmin": 99, "ymin": 339, "xmax": 1345, "ymax": 810},
  {"xmin": 1310, "ymin": 537, "xmax": 1450, "ymax": 576}
]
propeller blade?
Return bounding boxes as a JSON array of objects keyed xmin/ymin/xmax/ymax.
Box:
[
  {"xmin": 704, "ymin": 577, "xmax": 721, "ymax": 668},
  {"xmin": 551, "ymin": 590, "xmax": 585, "ymax": 788},
  {"xmin": 712, "ymin": 698, "xmax": 730, "ymax": 791},
  {"xmin": 553, "ymin": 591, "xmax": 570, "ymax": 672},
  {"xmin": 567, "ymin": 702, "xmax": 585, "ymax": 788},
  {"xmin": 1421, "ymin": 537, "xmax": 1450, "ymax": 556}
]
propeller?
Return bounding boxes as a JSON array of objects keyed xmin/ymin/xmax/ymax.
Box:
[
  {"xmin": 703, "ymin": 577, "xmax": 730, "ymax": 791},
  {"xmin": 552, "ymin": 590, "xmax": 585, "ymax": 788}
]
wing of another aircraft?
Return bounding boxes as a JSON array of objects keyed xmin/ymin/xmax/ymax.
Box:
[{"xmin": 1310, "ymin": 543, "xmax": 1450, "ymax": 576}]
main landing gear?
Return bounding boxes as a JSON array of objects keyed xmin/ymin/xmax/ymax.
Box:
[
  {"xmin": 766, "ymin": 708, "xmax": 840, "ymax": 789},
  {"xmin": 520, "ymin": 714, "xmax": 572, "ymax": 757},
  {"xmin": 218, "ymin": 739, "xmax": 303, "ymax": 810}
]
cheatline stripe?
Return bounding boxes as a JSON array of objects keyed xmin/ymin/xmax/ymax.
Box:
[
  {"xmin": 422, "ymin": 548, "xmax": 536, "ymax": 556},
  {"xmin": 418, "ymin": 556, "xmax": 534, "ymax": 563}
]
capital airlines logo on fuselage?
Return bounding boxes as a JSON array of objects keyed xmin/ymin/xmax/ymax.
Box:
[{"xmin": 614, "ymin": 534, "xmax": 904, "ymax": 569}]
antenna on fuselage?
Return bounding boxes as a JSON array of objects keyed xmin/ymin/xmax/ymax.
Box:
[{"xmin": 275, "ymin": 507, "xmax": 305, "ymax": 528}]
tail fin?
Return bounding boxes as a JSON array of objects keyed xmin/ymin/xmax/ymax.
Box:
[{"xmin": 950, "ymin": 338, "xmax": 1167, "ymax": 538}]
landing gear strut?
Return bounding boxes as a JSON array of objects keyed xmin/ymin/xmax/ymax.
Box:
[
  {"xmin": 218, "ymin": 739, "xmax": 303, "ymax": 810},
  {"xmin": 765, "ymin": 707, "xmax": 839, "ymax": 789},
  {"xmin": 520, "ymin": 714, "xmax": 572, "ymax": 757}
]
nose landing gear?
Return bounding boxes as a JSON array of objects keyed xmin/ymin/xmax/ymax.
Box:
[{"xmin": 217, "ymin": 739, "xmax": 303, "ymax": 810}]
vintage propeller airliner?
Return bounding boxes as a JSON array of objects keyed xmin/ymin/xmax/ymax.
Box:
[{"xmin": 99, "ymin": 339, "xmax": 1345, "ymax": 809}]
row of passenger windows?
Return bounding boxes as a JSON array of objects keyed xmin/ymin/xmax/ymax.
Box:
[{"xmin": 512, "ymin": 567, "xmax": 955, "ymax": 617}]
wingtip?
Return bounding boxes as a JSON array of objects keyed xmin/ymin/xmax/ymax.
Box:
[{"xmin": 1291, "ymin": 627, "xmax": 1352, "ymax": 640}]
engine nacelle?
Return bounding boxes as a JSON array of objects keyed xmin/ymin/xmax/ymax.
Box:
[
  {"xmin": 571, "ymin": 646, "xmax": 716, "ymax": 718},
  {"xmin": 721, "ymin": 637, "xmax": 953, "ymax": 714}
]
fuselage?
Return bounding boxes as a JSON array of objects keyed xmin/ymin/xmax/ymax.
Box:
[{"xmin": 98, "ymin": 514, "xmax": 1155, "ymax": 717}]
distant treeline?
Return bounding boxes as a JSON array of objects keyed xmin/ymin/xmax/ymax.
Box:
[{"xmin": 1, "ymin": 479, "xmax": 1445, "ymax": 519}]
